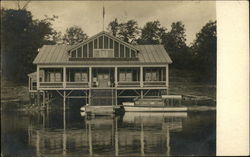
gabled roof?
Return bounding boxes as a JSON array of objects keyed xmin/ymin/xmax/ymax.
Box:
[
  {"xmin": 33, "ymin": 44, "xmax": 172, "ymax": 65},
  {"xmin": 68, "ymin": 31, "xmax": 139, "ymax": 52}
]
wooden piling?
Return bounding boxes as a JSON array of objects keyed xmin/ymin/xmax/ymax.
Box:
[
  {"xmin": 42, "ymin": 91, "xmax": 45, "ymax": 108},
  {"xmin": 37, "ymin": 90, "xmax": 40, "ymax": 106}
]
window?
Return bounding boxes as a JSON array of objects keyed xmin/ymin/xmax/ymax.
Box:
[
  {"xmin": 99, "ymin": 36, "xmax": 103, "ymax": 49},
  {"xmin": 114, "ymin": 41, "xmax": 119, "ymax": 57},
  {"xmin": 94, "ymin": 39, "xmax": 97, "ymax": 49},
  {"xmin": 126, "ymin": 72, "xmax": 132, "ymax": 81},
  {"xmin": 49, "ymin": 73, "xmax": 55, "ymax": 82},
  {"xmin": 77, "ymin": 47, "xmax": 82, "ymax": 58},
  {"xmin": 120, "ymin": 44, "xmax": 124, "ymax": 58},
  {"xmin": 71, "ymin": 50, "xmax": 76, "ymax": 58},
  {"xmin": 81, "ymin": 73, "xmax": 88, "ymax": 82},
  {"xmin": 109, "ymin": 39, "xmax": 113, "ymax": 49},
  {"xmin": 126, "ymin": 47, "xmax": 130, "ymax": 58},
  {"xmin": 89, "ymin": 42, "xmax": 93, "ymax": 58},
  {"xmin": 48, "ymin": 72, "xmax": 62, "ymax": 82},
  {"xmin": 74, "ymin": 72, "xmax": 88, "ymax": 82},
  {"xmin": 151, "ymin": 72, "xmax": 157, "ymax": 81},
  {"xmin": 104, "ymin": 36, "xmax": 108, "ymax": 49},
  {"xmin": 83, "ymin": 44, "xmax": 87, "ymax": 57},
  {"xmin": 55, "ymin": 73, "xmax": 61, "ymax": 82},
  {"xmin": 131, "ymin": 50, "xmax": 136, "ymax": 58},
  {"xmin": 119, "ymin": 73, "xmax": 126, "ymax": 81},
  {"xmin": 145, "ymin": 71, "xmax": 158, "ymax": 81},
  {"xmin": 93, "ymin": 49, "xmax": 114, "ymax": 58},
  {"xmin": 119, "ymin": 71, "xmax": 133, "ymax": 82}
]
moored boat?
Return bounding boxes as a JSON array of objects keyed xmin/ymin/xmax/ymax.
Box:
[
  {"xmin": 123, "ymin": 96, "xmax": 187, "ymax": 112},
  {"xmin": 123, "ymin": 105, "xmax": 187, "ymax": 112}
]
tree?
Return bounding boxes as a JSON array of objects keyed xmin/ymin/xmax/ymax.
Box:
[
  {"xmin": 163, "ymin": 21, "xmax": 187, "ymax": 52},
  {"xmin": 1, "ymin": 8, "xmax": 57, "ymax": 82},
  {"xmin": 107, "ymin": 18, "xmax": 119, "ymax": 37},
  {"xmin": 191, "ymin": 21, "xmax": 217, "ymax": 83},
  {"xmin": 118, "ymin": 20, "xmax": 140, "ymax": 43},
  {"xmin": 107, "ymin": 19, "xmax": 140, "ymax": 44},
  {"xmin": 161, "ymin": 21, "xmax": 190, "ymax": 68},
  {"xmin": 138, "ymin": 20, "xmax": 166, "ymax": 44},
  {"xmin": 63, "ymin": 26, "xmax": 88, "ymax": 45}
]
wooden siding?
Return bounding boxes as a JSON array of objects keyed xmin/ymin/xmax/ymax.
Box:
[{"xmin": 68, "ymin": 33, "xmax": 138, "ymax": 59}]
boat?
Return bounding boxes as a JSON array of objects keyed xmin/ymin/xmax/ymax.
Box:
[
  {"xmin": 123, "ymin": 105, "xmax": 187, "ymax": 112},
  {"xmin": 123, "ymin": 97, "xmax": 187, "ymax": 112}
]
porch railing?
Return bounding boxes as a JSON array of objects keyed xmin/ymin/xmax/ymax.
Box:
[
  {"xmin": 66, "ymin": 82, "xmax": 89, "ymax": 88},
  {"xmin": 117, "ymin": 81, "xmax": 140, "ymax": 87},
  {"xmin": 39, "ymin": 81, "xmax": 166, "ymax": 88},
  {"xmin": 143, "ymin": 81, "xmax": 166, "ymax": 87},
  {"xmin": 40, "ymin": 82, "xmax": 63, "ymax": 88}
]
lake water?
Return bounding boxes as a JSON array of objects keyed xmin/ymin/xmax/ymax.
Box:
[{"xmin": 1, "ymin": 106, "xmax": 216, "ymax": 156}]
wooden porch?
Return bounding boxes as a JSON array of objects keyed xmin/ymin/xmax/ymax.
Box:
[{"xmin": 30, "ymin": 66, "xmax": 168, "ymax": 90}]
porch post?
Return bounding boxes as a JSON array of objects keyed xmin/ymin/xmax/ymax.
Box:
[
  {"xmin": 37, "ymin": 66, "xmax": 40, "ymax": 89},
  {"xmin": 166, "ymin": 65, "xmax": 169, "ymax": 94},
  {"xmin": 89, "ymin": 67, "xmax": 92, "ymax": 88},
  {"xmin": 63, "ymin": 67, "xmax": 66, "ymax": 88},
  {"xmin": 115, "ymin": 67, "xmax": 118, "ymax": 87},
  {"xmin": 140, "ymin": 66, "xmax": 143, "ymax": 87}
]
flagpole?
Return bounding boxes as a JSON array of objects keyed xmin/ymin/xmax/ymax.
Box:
[{"xmin": 102, "ymin": 1, "xmax": 105, "ymax": 31}]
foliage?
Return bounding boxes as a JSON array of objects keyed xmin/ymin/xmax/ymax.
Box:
[
  {"xmin": 62, "ymin": 26, "xmax": 88, "ymax": 45},
  {"xmin": 1, "ymin": 8, "xmax": 57, "ymax": 82},
  {"xmin": 107, "ymin": 19, "xmax": 140, "ymax": 44},
  {"xmin": 1, "ymin": 9, "xmax": 216, "ymax": 85},
  {"xmin": 191, "ymin": 21, "xmax": 217, "ymax": 83},
  {"xmin": 163, "ymin": 21, "xmax": 187, "ymax": 51},
  {"xmin": 137, "ymin": 20, "xmax": 166, "ymax": 44},
  {"xmin": 118, "ymin": 20, "xmax": 140, "ymax": 43},
  {"xmin": 162, "ymin": 21, "xmax": 192, "ymax": 69},
  {"xmin": 108, "ymin": 18, "xmax": 119, "ymax": 37}
]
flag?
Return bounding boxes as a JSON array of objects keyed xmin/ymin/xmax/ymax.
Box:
[{"xmin": 103, "ymin": 6, "xmax": 105, "ymax": 19}]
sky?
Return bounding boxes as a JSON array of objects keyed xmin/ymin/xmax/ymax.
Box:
[{"xmin": 1, "ymin": 1, "xmax": 216, "ymax": 45}]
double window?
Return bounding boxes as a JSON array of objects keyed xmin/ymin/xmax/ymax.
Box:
[
  {"xmin": 145, "ymin": 72, "xmax": 157, "ymax": 81},
  {"xmin": 119, "ymin": 72, "xmax": 132, "ymax": 82},
  {"xmin": 47, "ymin": 72, "xmax": 62, "ymax": 82},
  {"xmin": 74, "ymin": 72, "xmax": 88, "ymax": 82}
]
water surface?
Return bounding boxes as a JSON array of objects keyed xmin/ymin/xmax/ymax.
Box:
[{"xmin": 1, "ymin": 106, "xmax": 215, "ymax": 156}]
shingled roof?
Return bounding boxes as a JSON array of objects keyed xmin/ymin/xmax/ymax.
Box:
[{"xmin": 33, "ymin": 44, "xmax": 172, "ymax": 65}]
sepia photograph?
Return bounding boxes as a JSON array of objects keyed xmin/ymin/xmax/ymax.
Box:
[{"xmin": 1, "ymin": 0, "xmax": 229, "ymax": 156}]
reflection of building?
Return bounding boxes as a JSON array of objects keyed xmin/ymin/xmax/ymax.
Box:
[
  {"xmin": 28, "ymin": 112, "xmax": 187, "ymax": 156},
  {"xmin": 28, "ymin": 31, "xmax": 172, "ymax": 111}
]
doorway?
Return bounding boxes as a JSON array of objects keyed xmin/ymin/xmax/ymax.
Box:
[
  {"xmin": 98, "ymin": 73, "xmax": 110, "ymax": 87},
  {"xmin": 92, "ymin": 68, "xmax": 114, "ymax": 87}
]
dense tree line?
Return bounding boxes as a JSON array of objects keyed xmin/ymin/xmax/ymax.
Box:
[
  {"xmin": 1, "ymin": 8, "xmax": 216, "ymax": 84},
  {"xmin": 1, "ymin": 8, "xmax": 57, "ymax": 82},
  {"xmin": 108, "ymin": 19, "xmax": 216, "ymax": 83}
]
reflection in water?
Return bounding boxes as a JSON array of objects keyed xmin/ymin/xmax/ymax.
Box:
[
  {"xmin": 27, "ymin": 111, "xmax": 187, "ymax": 156},
  {"xmin": 2, "ymin": 108, "xmax": 215, "ymax": 156}
]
